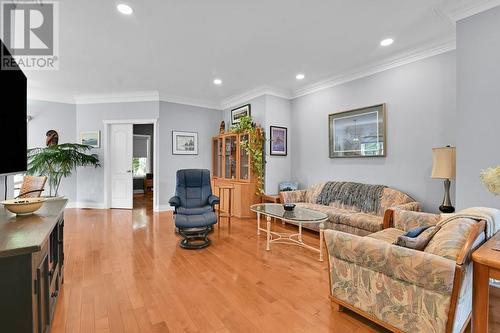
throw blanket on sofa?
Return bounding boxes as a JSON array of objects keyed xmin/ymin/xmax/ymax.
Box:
[
  {"xmin": 316, "ymin": 181, "xmax": 386, "ymax": 213},
  {"xmin": 438, "ymin": 207, "xmax": 500, "ymax": 238}
]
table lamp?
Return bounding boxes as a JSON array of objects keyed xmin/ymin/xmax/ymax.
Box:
[{"xmin": 431, "ymin": 146, "xmax": 456, "ymax": 213}]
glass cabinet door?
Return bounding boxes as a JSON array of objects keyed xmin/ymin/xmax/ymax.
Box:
[
  {"xmin": 212, "ymin": 138, "xmax": 223, "ymax": 177},
  {"xmin": 239, "ymin": 134, "xmax": 250, "ymax": 180},
  {"xmin": 224, "ymin": 135, "xmax": 237, "ymax": 179}
]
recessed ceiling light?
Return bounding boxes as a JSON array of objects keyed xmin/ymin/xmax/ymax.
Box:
[
  {"xmin": 213, "ymin": 78, "xmax": 222, "ymax": 85},
  {"xmin": 296, "ymin": 73, "xmax": 305, "ymax": 80},
  {"xmin": 380, "ymin": 38, "xmax": 394, "ymax": 47},
  {"xmin": 117, "ymin": 4, "xmax": 133, "ymax": 15}
]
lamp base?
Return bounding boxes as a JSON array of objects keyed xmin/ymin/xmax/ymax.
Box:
[{"xmin": 439, "ymin": 205, "xmax": 455, "ymax": 214}]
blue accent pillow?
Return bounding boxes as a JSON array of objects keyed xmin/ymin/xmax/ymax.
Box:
[{"xmin": 404, "ymin": 225, "xmax": 431, "ymax": 238}]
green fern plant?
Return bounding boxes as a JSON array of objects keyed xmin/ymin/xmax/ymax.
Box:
[
  {"xmin": 27, "ymin": 143, "xmax": 101, "ymax": 197},
  {"xmin": 231, "ymin": 115, "xmax": 265, "ymax": 195}
]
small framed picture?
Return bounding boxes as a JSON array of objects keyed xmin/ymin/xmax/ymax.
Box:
[
  {"xmin": 270, "ymin": 126, "xmax": 287, "ymax": 156},
  {"xmin": 80, "ymin": 131, "xmax": 100, "ymax": 148},
  {"xmin": 231, "ymin": 104, "xmax": 251, "ymax": 124},
  {"xmin": 172, "ymin": 131, "xmax": 198, "ymax": 155}
]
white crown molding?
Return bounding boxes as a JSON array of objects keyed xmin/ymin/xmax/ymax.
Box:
[
  {"xmin": 220, "ymin": 85, "xmax": 292, "ymax": 110},
  {"xmin": 74, "ymin": 90, "xmax": 160, "ymax": 104},
  {"xmin": 158, "ymin": 91, "xmax": 221, "ymax": 110},
  {"xmin": 445, "ymin": 0, "xmax": 500, "ymax": 22},
  {"xmin": 292, "ymin": 37, "xmax": 456, "ymax": 99},
  {"xmin": 28, "ymin": 87, "xmax": 75, "ymax": 104}
]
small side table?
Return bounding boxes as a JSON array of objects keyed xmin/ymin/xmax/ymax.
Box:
[
  {"xmin": 261, "ymin": 194, "xmax": 281, "ymax": 204},
  {"xmin": 472, "ymin": 232, "xmax": 500, "ymax": 333},
  {"xmin": 217, "ymin": 185, "xmax": 234, "ymax": 225}
]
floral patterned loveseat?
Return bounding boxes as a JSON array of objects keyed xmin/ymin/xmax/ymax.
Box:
[
  {"xmin": 324, "ymin": 209, "xmax": 488, "ymax": 333},
  {"xmin": 280, "ymin": 182, "xmax": 420, "ymax": 236}
]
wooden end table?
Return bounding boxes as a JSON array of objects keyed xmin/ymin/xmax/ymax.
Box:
[
  {"xmin": 472, "ymin": 232, "xmax": 500, "ymax": 333},
  {"xmin": 261, "ymin": 194, "xmax": 281, "ymax": 204}
]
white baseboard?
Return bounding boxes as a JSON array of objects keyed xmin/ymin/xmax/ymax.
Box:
[
  {"xmin": 66, "ymin": 202, "xmax": 107, "ymax": 209},
  {"xmin": 155, "ymin": 204, "xmax": 174, "ymax": 212}
]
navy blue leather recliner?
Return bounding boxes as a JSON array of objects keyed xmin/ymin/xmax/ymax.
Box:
[{"xmin": 169, "ymin": 169, "xmax": 219, "ymax": 249}]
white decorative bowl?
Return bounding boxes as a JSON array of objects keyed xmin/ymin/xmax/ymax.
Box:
[{"xmin": 1, "ymin": 198, "xmax": 46, "ymax": 215}]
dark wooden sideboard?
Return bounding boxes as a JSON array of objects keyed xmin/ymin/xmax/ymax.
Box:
[{"xmin": 0, "ymin": 199, "xmax": 67, "ymax": 333}]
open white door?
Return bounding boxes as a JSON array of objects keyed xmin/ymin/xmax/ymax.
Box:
[{"xmin": 110, "ymin": 123, "xmax": 133, "ymax": 209}]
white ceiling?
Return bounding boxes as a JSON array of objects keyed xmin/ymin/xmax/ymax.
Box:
[{"xmin": 25, "ymin": 0, "xmax": 500, "ymax": 109}]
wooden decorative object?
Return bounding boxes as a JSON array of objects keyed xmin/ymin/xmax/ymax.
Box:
[
  {"xmin": 211, "ymin": 132, "xmax": 260, "ymax": 218},
  {"xmin": 219, "ymin": 121, "xmax": 225, "ymax": 134},
  {"xmin": 1, "ymin": 197, "xmax": 45, "ymax": 215},
  {"xmin": 18, "ymin": 175, "xmax": 47, "ymax": 198}
]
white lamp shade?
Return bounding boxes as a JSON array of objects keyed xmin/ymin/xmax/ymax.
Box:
[{"xmin": 431, "ymin": 146, "xmax": 456, "ymax": 179}]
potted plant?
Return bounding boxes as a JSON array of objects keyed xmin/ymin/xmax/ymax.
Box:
[
  {"xmin": 230, "ymin": 115, "xmax": 265, "ymax": 195},
  {"xmin": 27, "ymin": 143, "xmax": 101, "ymax": 197}
]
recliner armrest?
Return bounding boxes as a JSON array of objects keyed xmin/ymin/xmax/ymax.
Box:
[
  {"xmin": 208, "ymin": 195, "xmax": 220, "ymax": 207},
  {"xmin": 169, "ymin": 196, "xmax": 181, "ymax": 207}
]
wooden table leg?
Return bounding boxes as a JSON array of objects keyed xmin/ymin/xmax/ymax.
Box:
[{"xmin": 472, "ymin": 261, "xmax": 490, "ymax": 333}]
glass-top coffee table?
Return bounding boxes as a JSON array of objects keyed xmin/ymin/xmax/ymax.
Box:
[{"xmin": 251, "ymin": 203, "xmax": 328, "ymax": 261}]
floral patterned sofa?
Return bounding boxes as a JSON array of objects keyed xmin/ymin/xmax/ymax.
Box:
[
  {"xmin": 280, "ymin": 182, "xmax": 420, "ymax": 236},
  {"xmin": 324, "ymin": 209, "xmax": 488, "ymax": 333}
]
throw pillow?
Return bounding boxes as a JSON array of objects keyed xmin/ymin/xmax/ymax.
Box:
[{"xmin": 395, "ymin": 226, "xmax": 441, "ymax": 251}]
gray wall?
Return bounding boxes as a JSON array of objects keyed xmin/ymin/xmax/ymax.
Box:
[
  {"xmin": 158, "ymin": 101, "xmax": 222, "ymax": 208},
  {"xmin": 76, "ymin": 101, "xmax": 160, "ymax": 206},
  {"xmin": 223, "ymin": 95, "xmax": 293, "ymax": 194},
  {"xmin": 27, "ymin": 100, "xmax": 77, "ymax": 200},
  {"xmin": 223, "ymin": 96, "xmax": 267, "ymax": 129},
  {"xmin": 290, "ymin": 51, "xmax": 457, "ymax": 212},
  {"xmin": 263, "ymin": 95, "xmax": 292, "ymax": 194},
  {"xmin": 456, "ymin": 6, "xmax": 500, "ymax": 209}
]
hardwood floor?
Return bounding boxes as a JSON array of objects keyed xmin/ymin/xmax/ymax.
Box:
[{"xmin": 51, "ymin": 200, "xmax": 500, "ymax": 333}]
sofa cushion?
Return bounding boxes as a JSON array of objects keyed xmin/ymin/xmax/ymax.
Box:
[
  {"xmin": 367, "ymin": 228, "xmax": 404, "ymax": 244},
  {"xmin": 424, "ymin": 218, "xmax": 477, "ymax": 261},
  {"xmin": 305, "ymin": 183, "xmax": 326, "ymax": 203},
  {"xmin": 345, "ymin": 213, "xmax": 384, "ymax": 233},
  {"xmin": 295, "ymin": 203, "xmax": 383, "ymax": 233}
]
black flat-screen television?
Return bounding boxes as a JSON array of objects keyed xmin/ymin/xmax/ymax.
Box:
[{"xmin": 1, "ymin": 39, "xmax": 27, "ymax": 176}]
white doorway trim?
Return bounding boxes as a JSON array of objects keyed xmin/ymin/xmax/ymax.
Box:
[{"xmin": 103, "ymin": 118, "xmax": 159, "ymax": 211}]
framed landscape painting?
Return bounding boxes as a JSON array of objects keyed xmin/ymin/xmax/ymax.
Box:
[
  {"xmin": 328, "ymin": 104, "xmax": 386, "ymax": 158},
  {"xmin": 80, "ymin": 131, "xmax": 100, "ymax": 148},
  {"xmin": 172, "ymin": 131, "xmax": 198, "ymax": 155},
  {"xmin": 231, "ymin": 104, "xmax": 251, "ymax": 124},
  {"xmin": 270, "ymin": 126, "xmax": 287, "ymax": 156}
]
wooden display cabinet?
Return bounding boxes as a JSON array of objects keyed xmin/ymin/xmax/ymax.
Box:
[{"xmin": 211, "ymin": 132, "xmax": 260, "ymax": 218}]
